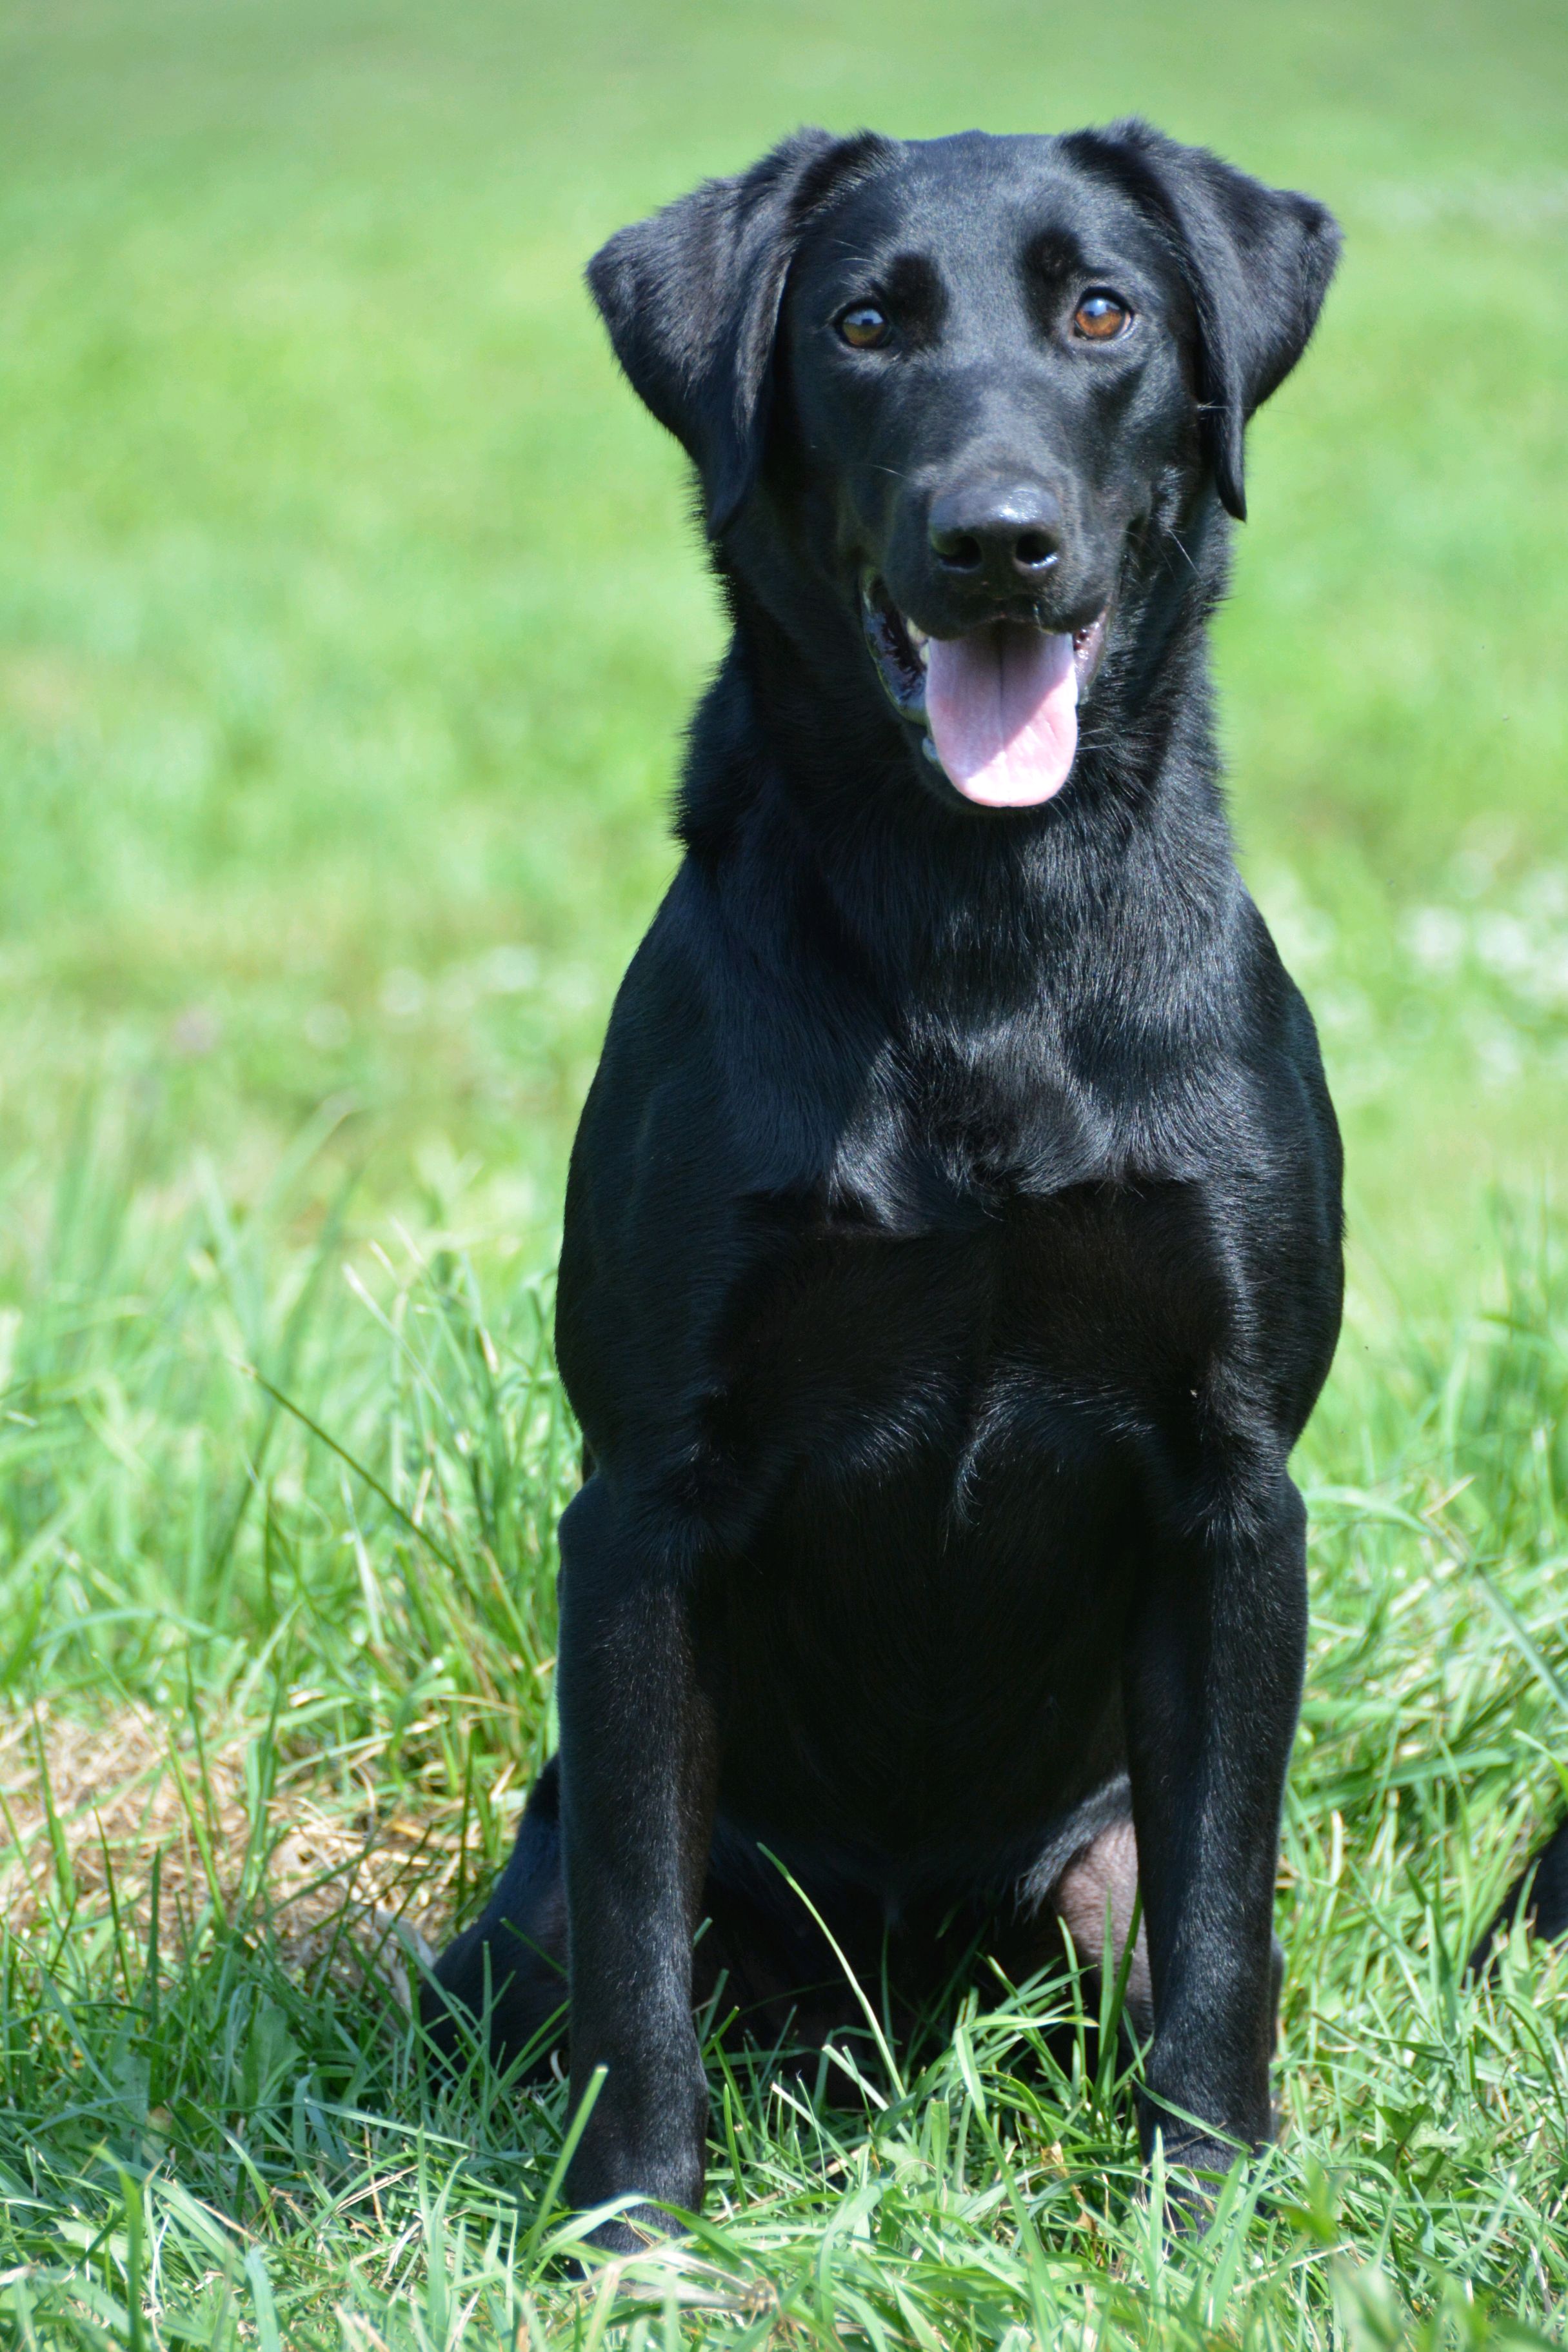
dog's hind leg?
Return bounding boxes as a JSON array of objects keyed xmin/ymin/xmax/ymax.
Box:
[
  {"xmin": 1466, "ymin": 1817, "xmax": 1568, "ymax": 1978},
  {"xmin": 1049, "ymin": 1816, "xmax": 1155, "ymax": 2039},
  {"xmin": 1024, "ymin": 1813, "xmax": 1285, "ymax": 2060},
  {"xmin": 422, "ymin": 1755, "xmax": 569, "ymax": 2077}
]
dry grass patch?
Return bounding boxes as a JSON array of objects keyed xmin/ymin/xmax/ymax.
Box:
[{"xmin": 0, "ymin": 1700, "xmax": 486, "ymax": 2006}]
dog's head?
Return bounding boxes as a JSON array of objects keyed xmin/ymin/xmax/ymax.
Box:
[{"xmin": 589, "ymin": 126, "xmax": 1338, "ymax": 814}]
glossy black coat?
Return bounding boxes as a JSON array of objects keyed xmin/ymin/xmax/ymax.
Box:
[{"xmin": 430, "ymin": 121, "xmax": 1347, "ymax": 2246}]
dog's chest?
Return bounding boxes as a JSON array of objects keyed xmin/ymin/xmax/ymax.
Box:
[
  {"xmin": 717, "ymin": 1171, "xmax": 1235, "ymax": 1499},
  {"xmin": 703, "ymin": 1177, "xmax": 1237, "ymax": 1854},
  {"xmin": 697, "ymin": 1173, "xmax": 1237, "ymax": 1862}
]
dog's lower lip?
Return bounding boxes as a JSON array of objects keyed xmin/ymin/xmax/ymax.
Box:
[
  {"xmin": 860, "ymin": 577, "xmax": 1109, "ymax": 732},
  {"xmin": 860, "ymin": 578, "xmax": 930, "ymax": 724},
  {"xmin": 1069, "ymin": 609, "xmax": 1108, "ymax": 686}
]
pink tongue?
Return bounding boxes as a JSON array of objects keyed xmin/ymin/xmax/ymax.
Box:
[{"xmin": 925, "ymin": 623, "xmax": 1078, "ymax": 806}]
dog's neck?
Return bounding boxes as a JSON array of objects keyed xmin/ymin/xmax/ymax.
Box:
[{"xmin": 677, "ymin": 510, "xmax": 1244, "ymax": 1015}]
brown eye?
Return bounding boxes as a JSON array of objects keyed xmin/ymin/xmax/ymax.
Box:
[
  {"xmin": 1072, "ymin": 291, "xmax": 1133, "ymax": 342},
  {"xmin": 838, "ymin": 303, "xmax": 890, "ymax": 350}
]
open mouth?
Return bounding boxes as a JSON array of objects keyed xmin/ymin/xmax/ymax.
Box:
[{"xmin": 860, "ymin": 576, "xmax": 1108, "ymax": 808}]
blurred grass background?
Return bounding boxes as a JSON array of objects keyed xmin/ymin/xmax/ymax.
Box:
[
  {"xmin": 3, "ymin": 1, "xmax": 1568, "ymax": 2343},
  {"xmin": 1, "ymin": 0, "xmax": 1566, "ymax": 1279}
]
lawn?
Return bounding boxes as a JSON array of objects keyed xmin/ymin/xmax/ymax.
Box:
[{"xmin": 1, "ymin": 0, "xmax": 1567, "ymax": 2342}]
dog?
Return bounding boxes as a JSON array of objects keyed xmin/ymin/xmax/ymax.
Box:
[{"xmin": 424, "ymin": 119, "xmax": 1562, "ymax": 2251}]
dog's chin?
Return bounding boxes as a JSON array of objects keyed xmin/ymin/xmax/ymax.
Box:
[{"xmin": 859, "ymin": 575, "xmax": 1110, "ymax": 810}]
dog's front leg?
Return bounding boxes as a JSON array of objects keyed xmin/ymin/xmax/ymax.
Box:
[
  {"xmin": 554, "ymin": 1476, "xmax": 718, "ymax": 2249},
  {"xmin": 1122, "ymin": 1468, "xmax": 1307, "ymax": 2184}
]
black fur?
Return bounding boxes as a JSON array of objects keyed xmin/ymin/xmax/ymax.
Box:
[
  {"xmin": 428, "ymin": 122, "xmax": 1353, "ymax": 2247},
  {"xmin": 1467, "ymin": 1817, "xmax": 1568, "ymax": 1979}
]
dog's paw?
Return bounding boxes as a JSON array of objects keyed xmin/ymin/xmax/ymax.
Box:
[
  {"xmin": 588, "ymin": 2204, "xmax": 673, "ymax": 2255},
  {"xmin": 1137, "ymin": 2133, "xmax": 1251, "ymax": 2239},
  {"xmin": 550, "ymin": 2199, "xmax": 687, "ymax": 2277}
]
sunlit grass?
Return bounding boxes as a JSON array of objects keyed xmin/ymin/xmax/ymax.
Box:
[{"xmin": 0, "ymin": 1135, "xmax": 1565, "ymax": 2345}]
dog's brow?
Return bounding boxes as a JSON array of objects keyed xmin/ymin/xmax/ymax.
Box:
[{"xmin": 815, "ymin": 233, "xmax": 880, "ymax": 263}]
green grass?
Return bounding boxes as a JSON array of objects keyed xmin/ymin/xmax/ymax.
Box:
[
  {"xmin": 2, "ymin": 1149, "xmax": 1567, "ymax": 2345},
  {"xmin": 2, "ymin": 0, "xmax": 1567, "ymax": 2341}
]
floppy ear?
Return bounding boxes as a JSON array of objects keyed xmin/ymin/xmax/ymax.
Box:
[
  {"xmin": 1062, "ymin": 121, "xmax": 1340, "ymax": 522},
  {"xmin": 587, "ymin": 128, "xmax": 893, "ymax": 537}
]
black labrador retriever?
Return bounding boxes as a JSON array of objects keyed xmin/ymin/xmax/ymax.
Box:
[{"xmin": 425, "ymin": 120, "xmax": 1561, "ymax": 2246}]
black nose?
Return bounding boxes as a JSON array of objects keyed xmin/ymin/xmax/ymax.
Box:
[{"xmin": 928, "ymin": 478, "xmax": 1063, "ymax": 591}]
